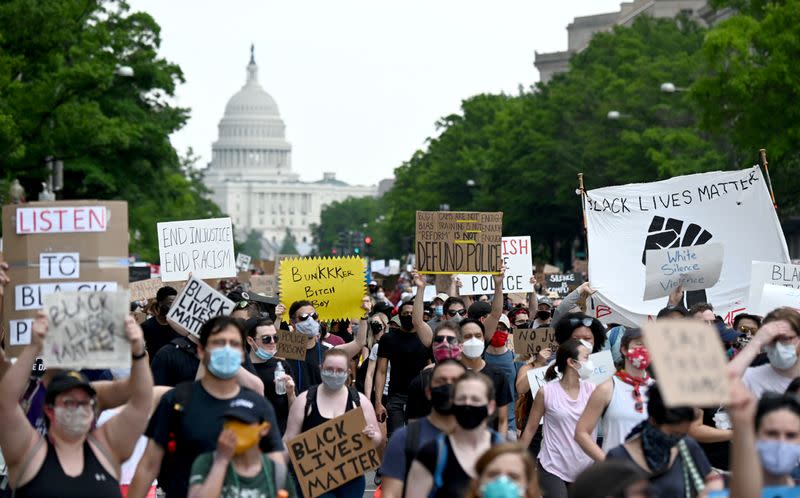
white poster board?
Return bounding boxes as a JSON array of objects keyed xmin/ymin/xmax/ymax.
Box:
[
  {"xmin": 458, "ymin": 236, "xmax": 533, "ymax": 296},
  {"xmin": 643, "ymin": 243, "xmax": 723, "ymax": 300},
  {"xmin": 157, "ymin": 217, "xmax": 236, "ymax": 282},
  {"xmin": 758, "ymin": 284, "xmax": 800, "ymax": 314},
  {"xmin": 412, "ymin": 285, "xmax": 437, "ymax": 302},
  {"xmin": 166, "ymin": 276, "xmax": 235, "ymax": 337},
  {"xmin": 748, "ymin": 261, "xmax": 800, "ymax": 315},
  {"xmin": 525, "ymin": 349, "xmax": 616, "ymax": 397}
]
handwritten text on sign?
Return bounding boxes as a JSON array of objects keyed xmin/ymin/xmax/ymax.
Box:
[
  {"xmin": 515, "ymin": 328, "xmax": 557, "ymax": 356},
  {"xmin": 287, "ymin": 408, "xmax": 379, "ymax": 498},
  {"xmin": 15, "ymin": 282, "xmax": 118, "ymax": 311},
  {"xmin": 43, "ymin": 291, "xmax": 129, "ymax": 369},
  {"xmin": 277, "ymin": 330, "xmax": 308, "ymax": 361},
  {"xmin": 643, "ymin": 243, "xmax": 723, "ymax": 300},
  {"xmin": 643, "ymin": 320, "xmax": 730, "ymax": 407},
  {"xmin": 458, "ymin": 236, "xmax": 533, "ymax": 295},
  {"xmin": 16, "ymin": 206, "xmax": 107, "ymax": 234},
  {"xmin": 748, "ymin": 261, "xmax": 800, "ymax": 315},
  {"xmin": 416, "ymin": 211, "xmax": 503, "ymax": 274},
  {"xmin": 279, "ymin": 256, "xmax": 366, "ymax": 321},
  {"xmin": 157, "ymin": 217, "xmax": 236, "ymax": 282},
  {"xmin": 166, "ymin": 277, "xmax": 234, "ymax": 338}
]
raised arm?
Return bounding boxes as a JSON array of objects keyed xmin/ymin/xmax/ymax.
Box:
[
  {"xmin": 411, "ymin": 271, "xmax": 433, "ymax": 347},
  {"xmin": 553, "ymin": 282, "xmax": 595, "ymax": 325},
  {"xmin": 728, "ymin": 374, "xmax": 761, "ymax": 498},
  {"xmin": 527, "ymin": 275, "xmax": 538, "ymax": 317},
  {"xmin": 728, "ymin": 320, "xmax": 786, "ymax": 378},
  {"xmin": 483, "ymin": 265, "xmax": 506, "ymax": 337},
  {"xmin": 574, "ymin": 379, "xmax": 612, "ymax": 462},
  {"xmin": 335, "ymin": 297, "xmax": 370, "ymax": 359}
]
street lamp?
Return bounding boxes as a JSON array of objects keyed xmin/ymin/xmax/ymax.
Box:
[
  {"xmin": 607, "ymin": 110, "xmax": 621, "ymax": 120},
  {"xmin": 115, "ymin": 65, "xmax": 135, "ymax": 78},
  {"xmin": 660, "ymin": 82, "xmax": 687, "ymax": 93}
]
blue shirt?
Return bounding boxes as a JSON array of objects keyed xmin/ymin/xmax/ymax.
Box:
[{"xmin": 484, "ymin": 349, "xmax": 518, "ymax": 431}]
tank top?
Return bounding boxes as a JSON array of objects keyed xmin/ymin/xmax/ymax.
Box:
[
  {"xmin": 538, "ymin": 380, "xmax": 596, "ymax": 482},
  {"xmin": 301, "ymin": 385, "xmax": 359, "ymax": 432},
  {"xmin": 601, "ymin": 376, "xmax": 650, "ymax": 452},
  {"xmin": 15, "ymin": 438, "xmax": 122, "ymax": 498}
]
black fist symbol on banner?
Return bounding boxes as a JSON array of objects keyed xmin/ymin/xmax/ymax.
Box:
[{"xmin": 641, "ymin": 216, "xmax": 713, "ymax": 309}]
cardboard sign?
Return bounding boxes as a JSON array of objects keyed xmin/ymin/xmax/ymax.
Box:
[
  {"xmin": 643, "ymin": 320, "xmax": 730, "ymax": 407},
  {"xmin": 278, "ymin": 256, "xmax": 366, "ymax": 321},
  {"xmin": 458, "ymin": 236, "xmax": 534, "ymax": 295},
  {"xmin": 277, "ymin": 330, "xmax": 309, "ymax": 361},
  {"xmin": 16, "ymin": 206, "xmax": 108, "ymax": 234},
  {"xmin": 166, "ymin": 277, "xmax": 234, "ymax": 338},
  {"xmin": 546, "ymin": 272, "xmax": 584, "ymax": 298},
  {"xmin": 526, "ymin": 366, "xmax": 550, "ymax": 399},
  {"xmin": 236, "ymin": 270, "xmax": 251, "ymax": 284},
  {"xmin": 758, "ymin": 284, "xmax": 800, "ymax": 314},
  {"xmin": 514, "ymin": 328, "xmax": 557, "ymax": 356},
  {"xmin": 748, "ymin": 261, "xmax": 800, "ymax": 315},
  {"xmin": 643, "ymin": 243, "xmax": 724, "ymax": 300},
  {"xmin": 236, "ymin": 253, "xmax": 252, "ymax": 271},
  {"xmin": 287, "ymin": 408, "xmax": 379, "ymax": 498},
  {"xmin": 129, "ymin": 279, "xmax": 186, "ymax": 302},
  {"xmin": 249, "ymin": 275, "xmax": 277, "ymax": 297},
  {"xmin": 42, "ymin": 291, "xmax": 130, "ymax": 369},
  {"xmin": 415, "ymin": 211, "xmax": 503, "ymax": 274},
  {"xmin": 157, "ymin": 217, "xmax": 236, "ymax": 282}
]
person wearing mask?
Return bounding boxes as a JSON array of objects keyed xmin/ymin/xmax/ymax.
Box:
[
  {"xmin": 405, "ymin": 371, "xmax": 505, "ymax": 498},
  {"xmin": 520, "ymin": 339, "xmax": 595, "ymax": 497},
  {"xmin": 245, "ymin": 317, "xmax": 295, "ymax": 435},
  {"xmin": 141, "ymin": 286, "xmax": 181, "ymax": 360},
  {"xmin": 465, "ymin": 443, "xmax": 540, "ymax": 498},
  {"xmin": 188, "ymin": 390, "xmax": 297, "ymax": 498},
  {"xmin": 442, "ymin": 296, "xmax": 468, "ymax": 324},
  {"xmin": 0, "ymin": 312, "xmax": 153, "ymax": 498},
  {"xmin": 465, "ymin": 266, "xmax": 506, "ymax": 344},
  {"xmin": 283, "ymin": 349, "xmax": 382, "ymax": 497},
  {"xmin": 404, "ymin": 323, "xmax": 463, "ymax": 420},
  {"xmin": 428, "ymin": 292, "xmax": 449, "ymax": 326},
  {"xmin": 605, "ymin": 384, "xmax": 723, "ymax": 497},
  {"xmin": 129, "ymin": 316, "xmax": 284, "ymax": 498},
  {"xmin": 484, "ymin": 313, "xmax": 519, "ymax": 440},
  {"xmin": 728, "ymin": 307, "xmax": 800, "ymax": 399},
  {"xmin": 364, "ymin": 313, "xmax": 390, "ymax": 405},
  {"xmin": 575, "ymin": 328, "xmax": 652, "ymax": 461},
  {"xmin": 380, "ymin": 359, "xmax": 466, "ymax": 498}
]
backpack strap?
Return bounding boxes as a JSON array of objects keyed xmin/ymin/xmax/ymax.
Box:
[
  {"xmin": 12, "ymin": 435, "xmax": 45, "ymax": 496},
  {"xmin": 86, "ymin": 432, "xmax": 118, "ymax": 469},
  {"xmin": 166, "ymin": 382, "xmax": 195, "ymax": 452},
  {"xmin": 404, "ymin": 419, "xmax": 423, "ymax": 479},
  {"xmin": 348, "ymin": 386, "xmax": 361, "ymax": 408},
  {"xmin": 305, "ymin": 384, "xmax": 319, "ymax": 419},
  {"xmin": 430, "ymin": 433, "xmax": 448, "ymax": 498}
]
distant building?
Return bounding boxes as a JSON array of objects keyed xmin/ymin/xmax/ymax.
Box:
[{"xmin": 203, "ymin": 47, "xmax": 379, "ymax": 257}]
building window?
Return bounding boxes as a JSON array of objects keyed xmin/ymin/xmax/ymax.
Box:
[{"xmin": 302, "ymin": 236, "xmax": 307, "ymax": 243}]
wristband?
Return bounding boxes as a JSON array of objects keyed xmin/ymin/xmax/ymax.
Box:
[{"xmin": 132, "ymin": 349, "xmax": 147, "ymax": 360}]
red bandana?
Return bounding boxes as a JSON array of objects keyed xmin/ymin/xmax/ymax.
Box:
[{"xmin": 615, "ymin": 370, "xmax": 650, "ymax": 413}]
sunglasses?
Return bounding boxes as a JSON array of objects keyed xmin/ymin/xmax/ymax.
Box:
[
  {"xmin": 447, "ymin": 309, "xmax": 467, "ymax": 317},
  {"xmin": 260, "ymin": 335, "xmax": 279, "ymax": 344},
  {"xmin": 297, "ymin": 312, "xmax": 319, "ymax": 322},
  {"xmin": 569, "ymin": 317, "xmax": 595, "ymax": 328},
  {"xmin": 434, "ymin": 335, "xmax": 458, "ymax": 345},
  {"xmin": 234, "ymin": 300, "xmax": 250, "ymax": 310}
]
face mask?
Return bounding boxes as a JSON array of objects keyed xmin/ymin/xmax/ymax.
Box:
[
  {"xmin": 370, "ymin": 321, "xmax": 384, "ymax": 335},
  {"xmin": 54, "ymin": 405, "xmax": 94, "ymax": 438},
  {"xmin": 399, "ymin": 315, "xmax": 414, "ymax": 331},
  {"xmin": 225, "ymin": 419, "xmax": 269, "ymax": 455},
  {"xmin": 757, "ymin": 440, "xmax": 800, "ymax": 476},
  {"xmin": 535, "ymin": 310, "xmax": 551, "ymax": 321},
  {"xmin": 320, "ymin": 370, "xmax": 348, "ymax": 390},
  {"xmin": 640, "ymin": 423, "xmax": 684, "ymax": 472},
  {"xmin": 766, "ymin": 341, "xmax": 798, "ymax": 370},
  {"xmin": 451, "ymin": 403, "xmax": 489, "ymax": 430},
  {"xmin": 376, "ymin": 292, "xmax": 385, "ymax": 300},
  {"xmin": 207, "ymin": 345, "xmax": 243, "ymax": 380},
  {"xmin": 159, "ymin": 304, "xmax": 171, "ymax": 317},
  {"xmin": 434, "ymin": 305, "xmax": 444, "ymax": 317},
  {"xmin": 429, "ymin": 384, "xmax": 454, "ymax": 415},
  {"xmin": 295, "ymin": 318, "xmax": 321, "ymax": 337},
  {"xmin": 480, "ymin": 475, "xmax": 523, "ymax": 498},
  {"xmin": 462, "ymin": 337, "xmax": 485, "ymax": 359},
  {"xmin": 433, "ymin": 342, "xmax": 461, "ymax": 363},
  {"xmin": 626, "ymin": 346, "xmax": 651, "ymax": 370},
  {"xmin": 255, "ymin": 347, "xmax": 275, "ymax": 361},
  {"xmin": 575, "ymin": 359, "xmax": 594, "ymax": 380},
  {"xmin": 490, "ymin": 330, "xmax": 508, "ymax": 348}
]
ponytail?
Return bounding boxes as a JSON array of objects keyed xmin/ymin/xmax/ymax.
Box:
[
  {"xmin": 544, "ymin": 339, "xmax": 583, "ymax": 382},
  {"xmin": 544, "ymin": 362, "xmax": 559, "ymax": 381}
]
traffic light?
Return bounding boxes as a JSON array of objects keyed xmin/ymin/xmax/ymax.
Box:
[
  {"xmin": 364, "ymin": 235, "xmax": 373, "ymax": 246},
  {"xmin": 331, "ymin": 248, "xmax": 337, "ymax": 255}
]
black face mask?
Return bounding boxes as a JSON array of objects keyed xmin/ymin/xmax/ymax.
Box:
[
  {"xmin": 451, "ymin": 403, "xmax": 488, "ymax": 430},
  {"xmin": 536, "ymin": 310, "xmax": 551, "ymax": 321},
  {"xmin": 370, "ymin": 321, "xmax": 384, "ymax": 335},
  {"xmin": 638, "ymin": 422, "xmax": 684, "ymax": 473},
  {"xmin": 429, "ymin": 384, "xmax": 454, "ymax": 415},
  {"xmin": 159, "ymin": 304, "xmax": 171, "ymax": 317},
  {"xmin": 399, "ymin": 315, "xmax": 414, "ymax": 331}
]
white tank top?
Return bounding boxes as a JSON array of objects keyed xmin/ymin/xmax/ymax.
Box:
[{"xmin": 601, "ymin": 375, "xmax": 649, "ymax": 452}]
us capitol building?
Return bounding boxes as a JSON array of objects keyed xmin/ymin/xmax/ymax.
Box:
[{"xmin": 203, "ymin": 47, "xmax": 378, "ymax": 256}]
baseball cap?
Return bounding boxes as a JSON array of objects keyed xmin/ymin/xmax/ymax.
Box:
[
  {"xmin": 46, "ymin": 370, "xmax": 96, "ymax": 405},
  {"xmin": 369, "ymin": 280, "xmax": 377, "ymax": 286},
  {"xmin": 468, "ymin": 301, "xmax": 492, "ymax": 319},
  {"xmin": 547, "ymin": 291, "xmax": 560, "ymax": 299},
  {"xmin": 224, "ymin": 389, "xmax": 271, "ymax": 424},
  {"xmin": 538, "ymin": 296, "xmax": 553, "ymax": 309},
  {"xmin": 498, "ymin": 314, "xmax": 512, "ymax": 329},
  {"xmin": 569, "ymin": 460, "xmax": 648, "ymax": 498},
  {"xmin": 435, "ymin": 293, "xmax": 449, "ymax": 303}
]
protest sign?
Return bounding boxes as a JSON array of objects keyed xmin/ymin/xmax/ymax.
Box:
[
  {"xmin": 748, "ymin": 261, "xmax": 800, "ymax": 315},
  {"xmin": 643, "ymin": 320, "xmax": 730, "ymax": 406},
  {"xmin": 249, "ymin": 275, "xmax": 277, "ymax": 296},
  {"xmin": 236, "ymin": 253, "xmax": 252, "ymax": 271},
  {"xmin": 42, "ymin": 291, "xmax": 129, "ymax": 369},
  {"xmin": 287, "ymin": 408, "xmax": 379, "ymax": 498},
  {"xmin": 587, "ymin": 349, "xmax": 616, "ymax": 386},
  {"xmin": 526, "ymin": 366, "xmax": 550, "ymax": 399},
  {"xmin": 2, "ymin": 201, "xmax": 129, "ymax": 357},
  {"xmin": 415, "ymin": 211, "xmax": 503, "ymax": 274},
  {"xmin": 388, "ymin": 259, "xmax": 401, "ymax": 275},
  {"xmin": 277, "ymin": 330, "xmax": 309, "ymax": 361},
  {"xmin": 278, "ymin": 256, "xmax": 366, "ymax": 321},
  {"xmin": 370, "ymin": 259, "xmax": 388, "ymax": 275},
  {"xmin": 236, "ymin": 270, "xmax": 251, "ymax": 284},
  {"xmin": 758, "ymin": 284, "xmax": 800, "ymax": 313},
  {"xmin": 458, "ymin": 236, "xmax": 534, "ymax": 295},
  {"xmin": 412, "ymin": 285, "xmax": 437, "ymax": 302},
  {"xmin": 166, "ymin": 276, "xmax": 234, "ymax": 338},
  {"xmin": 545, "ymin": 272, "xmax": 584, "ymax": 298},
  {"xmin": 643, "ymin": 243, "xmax": 724, "ymax": 300},
  {"xmin": 157, "ymin": 217, "xmax": 236, "ymax": 282},
  {"xmin": 128, "ymin": 279, "xmax": 186, "ymax": 302},
  {"xmin": 514, "ymin": 328, "xmax": 557, "ymax": 356},
  {"xmin": 585, "ymin": 166, "xmax": 789, "ymax": 326}
]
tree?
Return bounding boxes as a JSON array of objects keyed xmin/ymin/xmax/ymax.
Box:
[
  {"xmin": 238, "ymin": 229, "xmax": 264, "ymax": 259},
  {"xmin": 311, "ymin": 196, "xmax": 389, "ymax": 258},
  {"xmin": 279, "ymin": 228, "xmax": 298, "ymax": 255}
]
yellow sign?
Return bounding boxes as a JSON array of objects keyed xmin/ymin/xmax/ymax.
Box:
[{"xmin": 279, "ymin": 256, "xmax": 367, "ymax": 321}]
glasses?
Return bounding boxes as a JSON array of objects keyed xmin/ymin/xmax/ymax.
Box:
[
  {"xmin": 447, "ymin": 309, "xmax": 467, "ymax": 317},
  {"xmin": 321, "ymin": 368, "xmax": 348, "ymax": 376},
  {"xmin": 260, "ymin": 335, "xmax": 279, "ymax": 344},
  {"xmin": 297, "ymin": 312, "xmax": 319, "ymax": 322},
  {"xmin": 569, "ymin": 317, "xmax": 594, "ymax": 328},
  {"xmin": 56, "ymin": 398, "xmax": 96, "ymax": 410},
  {"xmin": 234, "ymin": 300, "xmax": 250, "ymax": 310},
  {"xmin": 737, "ymin": 326, "xmax": 757, "ymax": 335},
  {"xmin": 434, "ymin": 335, "xmax": 458, "ymax": 345}
]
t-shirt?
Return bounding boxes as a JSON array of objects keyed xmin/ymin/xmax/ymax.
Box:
[
  {"xmin": 377, "ymin": 330, "xmax": 430, "ymax": 396},
  {"xmin": 742, "ymin": 364, "xmax": 793, "ymax": 399},
  {"xmin": 145, "ymin": 382, "xmax": 284, "ymax": 498},
  {"xmin": 382, "ymin": 417, "xmax": 443, "ymax": 481},
  {"xmin": 405, "ymin": 369, "xmax": 433, "ymax": 420},
  {"xmin": 369, "ymin": 344, "xmax": 390, "ymax": 396},
  {"xmin": 480, "ymin": 362, "xmax": 514, "ymax": 431},
  {"xmin": 189, "ymin": 452, "xmax": 298, "ymax": 498},
  {"xmin": 606, "ymin": 437, "xmax": 711, "ymax": 498},
  {"xmin": 483, "ymin": 349, "xmax": 518, "ymax": 430},
  {"xmin": 287, "ymin": 340, "xmax": 331, "ymax": 394},
  {"xmin": 150, "ymin": 338, "xmax": 258, "ymax": 387},
  {"xmin": 700, "ymin": 407, "xmax": 730, "ymax": 471},
  {"xmin": 415, "ymin": 435, "xmax": 472, "ymax": 498},
  {"xmin": 141, "ymin": 316, "xmax": 181, "ymax": 360},
  {"xmin": 252, "ymin": 359, "xmax": 293, "ymax": 435}
]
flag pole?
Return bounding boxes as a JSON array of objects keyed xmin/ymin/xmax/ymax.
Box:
[{"xmin": 759, "ymin": 149, "xmax": 777, "ymax": 209}]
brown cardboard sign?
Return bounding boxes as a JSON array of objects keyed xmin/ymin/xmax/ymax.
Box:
[
  {"xmin": 277, "ymin": 329, "xmax": 309, "ymax": 361},
  {"xmin": 236, "ymin": 270, "xmax": 251, "ymax": 284},
  {"xmin": 643, "ymin": 320, "xmax": 730, "ymax": 407},
  {"xmin": 287, "ymin": 408, "xmax": 379, "ymax": 498},
  {"xmin": 249, "ymin": 275, "xmax": 277, "ymax": 297},
  {"xmin": 415, "ymin": 211, "xmax": 503, "ymax": 274},
  {"xmin": 514, "ymin": 328, "xmax": 558, "ymax": 356}
]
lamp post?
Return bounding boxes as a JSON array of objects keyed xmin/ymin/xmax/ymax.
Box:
[{"xmin": 660, "ymin": 82, "xmax": 687, "ymax": 93}]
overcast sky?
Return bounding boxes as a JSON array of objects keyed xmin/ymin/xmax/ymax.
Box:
[{"xmin": 129, "ymin": 0, "xmax": 623, "ymax": 186}]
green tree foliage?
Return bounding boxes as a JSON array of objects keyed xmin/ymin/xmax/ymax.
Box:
[
  {"xmin": 279, "ymin": 228, "xmax": 299, "ymax": 255},
  {"xmin": 0, "ymin": 0, "xmax": 221, "ymax": 261},
  {"xmin": 238, "ymin": 229, "xmax": 264, "ymax": 259},
  {"xmin": 310, "ymin": 196, "xmax": 390, "ymax": 258}
]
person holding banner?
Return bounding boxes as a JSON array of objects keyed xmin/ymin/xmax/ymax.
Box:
[{"xmin": 0, "ymin": 311, "xmax": 153, "ymax": 498}]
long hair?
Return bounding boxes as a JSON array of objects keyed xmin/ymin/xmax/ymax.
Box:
[
  {"xmin": 545, "ymin": 339, "xmax": 583, "ymax": 381},
  {"xmin": 465, "ymin": 443, "xmax": 540, "ymax": 498}
]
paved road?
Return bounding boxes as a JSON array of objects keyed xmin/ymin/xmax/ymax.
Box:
[{"xmin": 363, "ymin": 469, "xmax": 378, "ymax": 497}]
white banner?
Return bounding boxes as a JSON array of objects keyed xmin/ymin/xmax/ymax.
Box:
[
  {"xmin": 585, "ymin": 166, "xmax": 789, "ymax": 326},
  {"xmin": 458, "ymin": 236, "xmax": 534, "ymax": 296},
  {"xmin": 157, "ymin": 217, "xmax": 236, "ymax": 282},
  {"xmin": 758, "ymin": 284, "xmax": 800, "ymax": 315},
  {"xmin": 643, "ymin": 243, "xmax": 723, "ymax": 300}
]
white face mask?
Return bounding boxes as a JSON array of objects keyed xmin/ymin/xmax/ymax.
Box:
[
  {"xmin": 462, "ymin": 337, "xmax": 485, "ymax": 359},
  {"xmin": 766, "ymin": 341, "xmax": 798, "ymax": 370},
  {"xmin": 55, "ymin": 405, "xmax": 94, "ymax": 438},
  {"xmin": 575, "ymin": 359, "xmax": 595, "ymax": 380}
]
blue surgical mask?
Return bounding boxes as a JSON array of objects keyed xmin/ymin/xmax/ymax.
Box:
[
  {"xmin": 255, "ymin": 347, "xmax": 275, "ymax": 361},
  {"xmin": 207, "ymin": 345, "xmax": 242, "ymax": 379},
  {"xmin": 434, "ymin": 305, "xmax": 444, "ymax": 317},
  {"xmin": 757, "ymin": 440, "xmax": 800, "ymax": 476},
  {"xmin": 480, "ymin": 475, "xmax": 523, "ymax": 498},
  {"xmin": 295, "ymin": 318, "xmax": 321, "ymax": 337}
]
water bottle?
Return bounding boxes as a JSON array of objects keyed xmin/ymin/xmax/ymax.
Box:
[{"xmin": 274, "ymin": 361, "xmax": 287, "ymax": 395}]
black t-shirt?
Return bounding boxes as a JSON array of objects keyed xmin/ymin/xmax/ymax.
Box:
[
  {"xmin": 253, "ymin": 358, "xmax": 293, "ymax": 435},
  {"xmin": 150, "ymin": 337, "xmax": 258, "ymax": 387},
  {"xmin": 406, "ymin": 368, "xmax": 434, "ymax": 420},
  {"xmin": 415, "ymin": 435, "xmax": 472, "ymax": 498},
  {"xmin": 481, "ymin": 362, "xmax": 513, "ymax": 408},
  {"xmin": 145, "ymin": 382, "xmax": 284, "ymax": 498},
  {"xmin": 700, "ymin": 408, "xmax": 730, "ymax": 470},
  {"xmin": 287, "ymin": 341, "xmax": 331, "ymax": 395},
  {"xmin": 377, "ymin": 331, "xmax": 430, "ymax": 396},
  {"xmin": 141, "ymin": 316, "xmax": 181, "ymax": 361}
]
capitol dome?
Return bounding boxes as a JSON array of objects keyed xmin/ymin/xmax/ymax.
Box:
[{"xmin": 223, "ymin": 53, "xmax": 281, "ymax": 119}]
